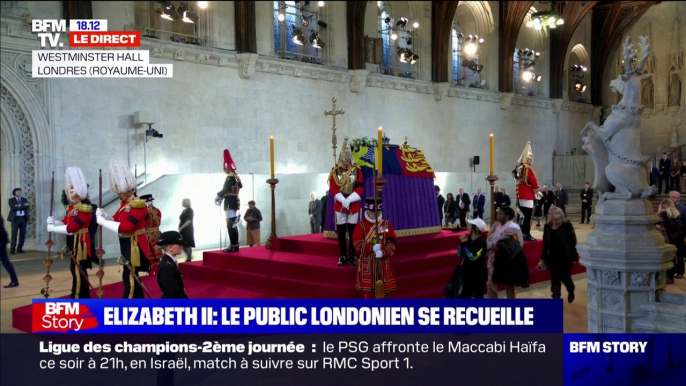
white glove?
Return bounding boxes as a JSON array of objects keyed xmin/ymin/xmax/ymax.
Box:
[
  {"xmin": 47, "ymin": 216, "xmax": 54, "ymax": 225},
  {"xmin": 334, "ymin": 193, "xmax": 345, "ymax": 203},
  {"xmin": 99, "ymin": 219, "xmax": 121, "ymax": 234},
  {"xmin": 49, "ymin": 224, "xmax": 70, "ymax": 235},
  {"xmin": 348, "ymin": 191, "xmax": 361, "ymax": 203},
  {"xmin": 214, "ymin": 196, "xmax": 223, "ymax": 206},
  {"xmin": 373, "ymin": 244, "xmax": 381, "ymax": 252},
  {"xmin": 342, "ymin": 199, "xmax": 351, "ymax": 210},
  {"xmin": 96, "ymin": 208, "xmax": 113, "ymax": 221},
  {"xmin": 96, "ymin": 214, "xmax": 107, "ymax": 226},
  {"xmin": 375, "ymin": 250, "xmax": 383, "ymax": 259}
]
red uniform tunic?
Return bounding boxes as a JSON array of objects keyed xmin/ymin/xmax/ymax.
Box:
[
  {"xmin": 328, "ymin": 165, "xmax": 364, "ymax": 215},
  {"xmin": 516, "ymin": 164, "xmax": 540, "ymax": 201},
  {"xmin": 354, "ymin": 216, "xmax": 397, "ymax": 293},
  {"xmin": 113, "ymin": 195, "xmax": 151, "ymax": 271},
  {"xmin": 62, "ymin": 202, "xmax": 92, "ymax": 262},
  {"xmin": 145, "ymin": 205, "xmax": 163, "ymax": 260}
]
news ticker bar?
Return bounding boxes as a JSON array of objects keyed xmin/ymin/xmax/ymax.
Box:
[{"xmin": 32, "ymin": 299, "xmax": 563, "ymax": 334}]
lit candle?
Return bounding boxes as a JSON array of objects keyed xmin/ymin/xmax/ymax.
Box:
[
  {"xmin": 270, "ymin": 136, "xmax": 275, "ymax": 178},
  {"xmin": 489, "ymin": 134, "xmax": 494, "ymax": 175},
  {"xmin": 377, "ymin": 127, "xmax": 383, "ymax": 176}
]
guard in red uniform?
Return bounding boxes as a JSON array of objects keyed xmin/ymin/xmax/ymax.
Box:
[
  {"xmin": 46, "ymin": 167, "xmax": 95, "ymax": 299},
  {"xmin": 140, "ymin": 194, "xmax": 163, "ymax": 271},
  {"xmin": 513, "ymin": 141, "xmax": 539, "ymax": 241},
  {"xmin": 215, "ymin": 149, "xmax": 243, "ymax": 252},
  {"xmin": 354, "ymin": 197, "xmax": 397, "ymax": 298},
  {"xmin": 97, "ymin": 158, "xmax": 151, "ymax": 298},
  {"xmin": 328, "ymin": 138, "xmax": 364, "ymax": 266}
]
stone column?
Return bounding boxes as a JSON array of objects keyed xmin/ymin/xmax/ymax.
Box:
[{"xmin": 578, "ymin": 199, "xmax": 675, "ymax": 333}]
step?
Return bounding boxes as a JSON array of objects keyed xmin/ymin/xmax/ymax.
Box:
[
  {"xmin": 658, "ymin": 292, "xmax": 686, "ymax": 306},
  {"xmin": 633, "ymin": 316, "xmax": 686, "ymax": 333},
  {"xmin": 641, "ymin": 302, "xmax": 686, "ymax": 317}
]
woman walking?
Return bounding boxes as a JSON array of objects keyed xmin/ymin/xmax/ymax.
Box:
[
  {"xmin": 444, "ymin": 193, "xmax": 457, "ymax": 227},
  {"xmin": 539, "ymin": 206, "xmax": 578, "ymax": 302},
  {"xmin": 458, "ymin": 218, "xmax": 488, "ymax": 298},
  {"xmin": 656, "ymin": 199, "xmax": 684, "ymax": 284}
]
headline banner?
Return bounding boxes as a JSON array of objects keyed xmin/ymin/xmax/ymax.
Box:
[{"xmin": 32, "ymin": 299, "xmax": 563, "ymax": 334}]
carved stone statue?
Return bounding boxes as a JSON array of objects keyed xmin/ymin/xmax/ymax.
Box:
[
  {"xmin": 641, "ymin": 77, "xmax": 654, "ymax": 108},
  {"xmin": 581, "ymin": 36, "xmax": 655, "ymax": 201},
  {"xmin": 669, "ymin": 73, "xmax": 681, "ymax": 107}
]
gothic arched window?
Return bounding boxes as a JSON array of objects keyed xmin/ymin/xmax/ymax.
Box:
[
  {"xmin": 274, "ymin": 1, "xmax": 298, "ymax": 59},
  {"xmin": 452, "ymin": 28, "xmax": 462, "ymax": 83},
  {"xmin": 378, "ymin": 2, "xmax": 394, "ymax": 74}
]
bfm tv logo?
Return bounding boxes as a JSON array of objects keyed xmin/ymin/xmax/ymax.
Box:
[{"xmin": 32, "ymin": 302, "xmax": 98, "ymax": 333}]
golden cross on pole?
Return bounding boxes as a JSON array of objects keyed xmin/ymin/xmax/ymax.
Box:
[{"xmin": 324, "ymin": 96, "xmax": 345, "ymax": 165}]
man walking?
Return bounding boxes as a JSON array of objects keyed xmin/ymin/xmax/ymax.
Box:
[
  {"xmin": 8, "ymin": 188, "xmax": 29, "ymax": 254},
  {"xmin": 1, "ymin": 214, "xmax": 19, "ymax": 288},
  {"xmin": 555, "ymin": 183, "xmax": 569, "ymax": 216},
  {"xmin": 580, "ymin": 182, "xmax": 594, "ymax": 224},
  {"xmin": 308, "ymin": 192, "xmax": 322, "ymax": 234},
  {"xmin": 244, "ymin": 200, "xmax": 263, "ymax": 247}
]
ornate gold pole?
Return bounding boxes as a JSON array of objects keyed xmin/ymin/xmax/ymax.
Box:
[
  {"xmin": 41, "ymin": 171, "xmax": 55, "ymax": 298},
  {"xmin": 324, "ymin": 96, "xmax": 345, "ymax": 165},
  {"xmin": 265, "ymin": 178, "xmax": 279, "ymax": 249}
]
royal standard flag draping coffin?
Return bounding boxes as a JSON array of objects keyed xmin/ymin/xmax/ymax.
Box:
[{"xmin": 324, "ymin": 143, "xmax": 441, "ymax": 237}]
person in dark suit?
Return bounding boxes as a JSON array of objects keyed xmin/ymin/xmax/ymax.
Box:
[
  {"xmin": 308, "ymin": 192, "xmax": 322, "ymax": 234},
  {"xmin": 7, "ymin": 188, "xmax": 29, "ymax": 254},
  {"xmin": 648, "ymin": 163, "xmax": 659, "ymax": 189},
  {"xmin": 659, "ymin": 152, "xmax": 671, "ymax": 194},
  {"xmin": 443, "ymin": 193, "xmax": 457, "ymax": 226},
  {"xmin": 1, "ymin": 214, "xmax": 19, "ymax": 288},
  {"xmin": 156, "ymin": 231, "xmax": 189, "ymax": 299},
  {"xmin": 473, "ymin": 187, "xmax": 486, "ymax": 220},
  {"xmin": 555, "ymin": 183, "xmax": 569, "ymax": 216},
  {"xmin": 542, "ymin": 185, "xmax": 555, "ymax": 218},
  {"xmin": 494, "ymin": 186, "xmax": 511, "ymax": 213},
  {"xmin": 436, "ymin": 185, "xmax": 445, "ymax": 223},
  {"xmin": 457, "ymin": 188, "xmax": 471, "ymax": 228},
  {"xmin": 320, "ymin": 191, "xmax": 328, "ymax": 233},
  {"xmin": 580, "ymin": 182, "xmax": 594, "ymax": 224}
]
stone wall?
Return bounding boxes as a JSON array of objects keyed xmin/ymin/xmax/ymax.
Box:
[{"xmin": 1, "ymin": 3, "xmax": 597, "ymax": 249}]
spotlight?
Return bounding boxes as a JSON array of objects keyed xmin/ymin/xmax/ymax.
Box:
[
  {"xmin": 391, "ymin": 32, "xmax": 398, "ymax": 41},
  {"xmin": 302, "ymin": 18, "xmax": 309, "ymax": 26},
  {"xmin": 549, "ymin": 23, "xmax": 556, "ymax": 29},
  {"xmin": 575, "ymin": 82, "xmax": 582, "ymax": 91},
  {"xmin": 581, "ymin": 85, "xmax": 586, "ymax": 92},
  {"xmin": 310, "ymin": 31, "xmax": 325, "ymax": 48},
  {"xmin": 197, "ymin": 1, "xmax": 208, "ymax": 9},
  {"xmin": 409, "ymin": 52, "xmax": 419, "ymax": 64},
  {"xmin": 146, "ymin": 127, "xmax": 164, "ymax": 139},
  {"xmin": 556, "ymin": 18, "xmax": 564, "ymax": 25},
  {"xmin": 526, "ymin": 20, "xmax": 534, "ymax": 28},
  {"xmin": 177, "ymin": 3, "xmax": 188, "ymax": 15},
  {"xmin": 384, "ymin": 17, "xmax": 391, "ymax": 24},
  {"xmin": 317, "ymin": 20, "xmax": 327, "ymax": 28},
  {"xmin": 318, "ymin": 0, "xmax": 324, "ymax": 7},
  {"xmin": 406, "ymin": 37, "xmax": 412, "ymax": 45},
  {"xmin": 478, "ymin": 38, "xmax": 485, "ymax": 44},
  {"xmin": 162, "ymin": 1, "xmax": 173, "ymax": 10},
  {"xmin": 522, "ymin": 71, "xmax": 533, "ymax": 81},
  {"xmin": 292, "ymin": 28, "xmax": 305, "ymax": 45},
  {"xmin": 535, "ymin": 51, "xmax": 540, "ymax": 57},
  {"xmin": 397, "ymin": 48, "xmax": 409, "ymax": 63},
  {"xmin": 413, "ymin": 21, "xmax": 419, "ymax": 29},
  {"xmin": 182, "ymin": 10, "xmax": 199, "ymax": 23},
  {"xmin": 582, "ymin": 66, "xmax": 587, "ymax": 72},
  {"xmin": 536, "ymin": 75, "xmax": 542, "ymax": 82},
  {"xmin": 534, "ymin": 24, "xmax": 542, "ymax": 30},
  {"xmin": 396, "ymin": 17, "xmax": 408, "ymax": 29},
  {"xmin": 277, "ymin": 12, "xmax": 285, "ymax": 22},
  {"xmin": 458, "ymin": 32, "xmax": 464, "ymax": 39},
  {"xmin": 464, "ymin": 42, "xmax": 477, "ymax": 55}
]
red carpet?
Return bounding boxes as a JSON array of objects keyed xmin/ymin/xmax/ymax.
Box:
[{"xmin": 11, "ymin": 230, "xmax": 584, "ymax": 332}]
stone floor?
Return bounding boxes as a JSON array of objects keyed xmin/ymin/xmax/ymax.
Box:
[{"xmin": 2, "ymin": 213, "xmax": 685, "ymax": 333}]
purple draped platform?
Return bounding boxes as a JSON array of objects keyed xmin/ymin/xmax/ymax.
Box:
[{"xmin": 324, "ymin": 173, "xmax": 441, "ymax": 236}]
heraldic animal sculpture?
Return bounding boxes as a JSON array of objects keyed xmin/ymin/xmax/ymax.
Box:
[{"xmin": 581, "ymin": 36, "xmax": 656, "ymax": 202}]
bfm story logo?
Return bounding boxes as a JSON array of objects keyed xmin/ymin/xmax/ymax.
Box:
[{"xmin": 32, "ymin": 302, "xmax": 99, "ymax": 333}]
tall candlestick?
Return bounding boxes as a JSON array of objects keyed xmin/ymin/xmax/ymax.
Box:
[
  {"xmin": 489, "ymin": 133, "xmax": 494, "ymax": 175},
  {"xmin": 377, "ymin": 127, "xmax": 383, "ymax": 176},
  {"xmin": 270, "ymin": 136, "xmax": 275, "ymax": 178}
]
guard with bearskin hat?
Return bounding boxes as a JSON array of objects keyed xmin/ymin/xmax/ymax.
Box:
[
  {"xmin": 97, "ymin": 158, "xmax": 151, "ymax": 298},
  {"xmin": 215, "ymin": 149, "xmax": 243, "ymax": 252}
]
